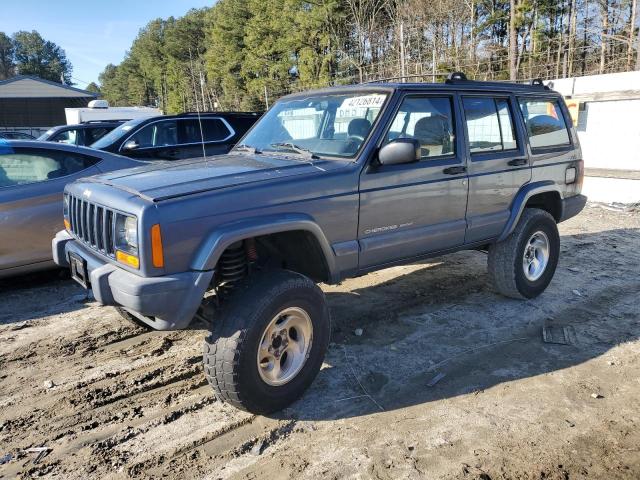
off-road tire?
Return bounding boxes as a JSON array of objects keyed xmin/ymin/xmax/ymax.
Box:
[
  {"xmin": 114, "ymin": 307, "xmax": 153, "ymax": 330},
  {"xmin": 202, "ymin": 270, "xmax": 331, "ymax": 414},
  {"xmin": 488, "ymin": 208, "xmax": 560, "ymax": 299}
]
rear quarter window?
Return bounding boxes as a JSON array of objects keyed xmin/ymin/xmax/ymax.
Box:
[{"xmin": 518, "ymin": 98, "xmax": 570, "ymax": 149}]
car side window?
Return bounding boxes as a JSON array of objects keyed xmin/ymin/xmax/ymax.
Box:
[
  {"xmin": 0, "ymin": 148, "xmax": 99, "ymax": 187},
  {"xmin": 463, "ymin": 97, "xmax": 518, "ymax": 153},
  {"xmin": 181, "ymin": 118, "xmax": 232, "ymax": 143},
  {"xmin": 385, "ymin": 96, "xmax": 455, "ymax": 159},
  {"xmin": 52, "ymin": 129, "xmax": 79, "ymax": 145},
  {"xmin": 518, "ymin": 98, "xmax": 570, "ymax": 149},
  {"xmin": 129, "ymin": 121, "xmax": 178, "ymax": 148},
  {"xmin": 84, "ymin": 127, "xmax": 111, "ymax": 145}
]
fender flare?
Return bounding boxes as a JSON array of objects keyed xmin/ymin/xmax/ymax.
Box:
[
  {"xmin": 497, "ymin": 181, "xmax": 562, "ymax": 242},
  {"xmin": 190, "ymin": 213, "xmax": 339, "ymax": 283}
]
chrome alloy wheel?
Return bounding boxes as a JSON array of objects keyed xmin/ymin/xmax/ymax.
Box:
[
  {"xmin": 257, "ymin": 307, "xmax": 313, "ymax": 386},
  {"xmin": 522, "ymin": 231, "xmax": 550, "ymax": 282}
]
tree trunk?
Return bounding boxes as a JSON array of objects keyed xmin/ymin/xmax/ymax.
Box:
[
  {"xmin": 628, "ymin": 0, "xmax": 637, "ymax": 71},
  {"xmin": 600, "ymin": 0, "xmax": 609, "ymax": 74},
  {"xmin": 510, "ymin": 0, "xmax": 518, "ymax": 80}
]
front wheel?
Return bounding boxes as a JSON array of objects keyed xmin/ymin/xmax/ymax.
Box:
[
  {"xmin": 488, "ymin": 208, "xmax": 560, "ymax": 299},
  {"xmin": 202, "ymin": 270, "xmax": 330, "ymax": 414}
]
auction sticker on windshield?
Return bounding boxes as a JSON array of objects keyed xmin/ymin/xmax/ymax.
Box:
[{"xmin": 338, "ymin": 94, "xmax": 386, "ymax": 118}]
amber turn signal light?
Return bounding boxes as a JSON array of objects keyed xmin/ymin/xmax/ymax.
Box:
[
  {"xmin": 151, "ymin": 224, "xmax": 164, "ymax": 268},
  {"xmin": 64, "ymin": 219, "xmax": 71, "ymax": 231},
  {"xmin": 116, "ymin": 250, "xmax": 140, "ymax": 269}
]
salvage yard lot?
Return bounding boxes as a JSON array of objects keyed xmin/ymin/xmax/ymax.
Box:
[{"xmin": 1, "ymin": 204, "xmax": 639, "ymax": 479}]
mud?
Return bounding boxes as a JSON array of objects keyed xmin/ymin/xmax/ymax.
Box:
[{"xmin": 1, "ymin": 203, "xmax": 639, "ymax": 479}]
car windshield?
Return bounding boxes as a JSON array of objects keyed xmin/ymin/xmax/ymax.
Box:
[
  {"xmin": 238, "ymin": 91, "xmax": 388, "ymax": 159},
  {"xmin": 90, "ymin": 118, "xmax": 147, "ymax": 149}
]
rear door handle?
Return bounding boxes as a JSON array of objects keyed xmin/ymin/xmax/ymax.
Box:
[
  {"xmin": 443, "ymin": 166, "xmax": 467, "ymax": 175},
  {"xmin": 507, "ymin": 158, "xmax": 528, "ymax": 166}
]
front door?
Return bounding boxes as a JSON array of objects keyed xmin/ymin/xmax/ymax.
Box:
[
  {"xmin": 461, "ymin": 94, "xmax": 531, "ymax": 243},
  {"xmin": 358, "ymin": 93, "xmax": 469, "ymax": 270},
  {"xmin": 0, "ymin": 147, "xmax": 101, "ymax": 272}
]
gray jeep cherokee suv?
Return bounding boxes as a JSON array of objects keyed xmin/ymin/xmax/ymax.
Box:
[{"xmin": 53, "ymin": 73, "xmax": 586, "ymax": 414}]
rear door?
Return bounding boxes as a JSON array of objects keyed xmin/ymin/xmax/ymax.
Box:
[
  {"xmin": 0, "ymin": 147, "xmax": 101, "ymax": 271},
  {"xmin": 358, "ymin": 92, "xmax": 469, "ymax": 270},
  {"xmin": 179, "ymin": 118, "xmax": 236, "ymax": 159},
  {"xmin": 462, "ymin": 94, "xmax": 531, "ymax": 243}
]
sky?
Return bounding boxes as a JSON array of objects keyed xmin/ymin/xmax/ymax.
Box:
[{"xmin": 0, "ymin": 0, "xmax": 213, "ymax": 88}]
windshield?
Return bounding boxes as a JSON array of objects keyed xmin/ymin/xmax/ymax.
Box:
[
  {"xmin": 90, "ymin": 117, "xmax": 147, "ymax": 149},
  {"xmin": 238, "ymin": 91, "xmax": 387, "ymax": 159}
]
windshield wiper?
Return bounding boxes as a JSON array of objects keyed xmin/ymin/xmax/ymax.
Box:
[
  {"xmin": 234, "ymin": 144, "xmax": 261, "ymax": 154},
  {"xmin": 270, "ymin": 142, "xmax": 318, "ymax": 160}
]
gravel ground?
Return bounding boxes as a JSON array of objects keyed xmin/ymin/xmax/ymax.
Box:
[{"xmin": 0, "ymin": 203, "xmax": 638, "ymax": 480}]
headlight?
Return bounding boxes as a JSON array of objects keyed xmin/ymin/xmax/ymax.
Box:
[
  {"xmin": 115, "ymin": 214, "xmax": 138, "ymax": 252},
  {"xmin": 63, "ymin": 194, "xmax": 69, "ymax": 217}
]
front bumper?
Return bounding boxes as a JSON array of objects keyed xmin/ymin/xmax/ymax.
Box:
[
  {"xmin": 559, "ymin": 194, "xmax": 588, "ymax": 222},
  {"xmin": 52, "ymin": 230, "xmax": 214, "ymax": 330}
]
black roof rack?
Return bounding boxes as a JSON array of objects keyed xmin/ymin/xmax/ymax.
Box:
[
  {"xmin": 80, "ymin": 119, "xmax": 129, "ymax": 124},
  {"xmin": 178, "ymin": 111, "xmax": 262, "ymax": 117}
]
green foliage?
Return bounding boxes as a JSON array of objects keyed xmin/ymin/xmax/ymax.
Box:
[
  {"xmin": 0, "ymin": 32, "xmax": 14, "ymax": 80},
  {"xmin": 11, "ymin": 30, "xmax": 72, "ymax": 83},
  {"xmin": 85, "ymin": 82, "xmax": 101, "ymax": 94}
]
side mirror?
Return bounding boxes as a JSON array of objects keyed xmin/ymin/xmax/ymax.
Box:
[
  {"xmin": 378, "ymin": 138, "xmax": 420, "ymax": 166},
  {"xmin": 122, "ymin": 140, "xmax": 139, "ymax": 151}
]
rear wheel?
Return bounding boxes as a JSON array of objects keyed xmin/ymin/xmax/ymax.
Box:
[
  {"xmin": 202, "ymin": 270, "xmax": 330, "ymax": 414},
  {"xmin": 488, "ymin": 208, "xmax": 560, "ymax": 299}
]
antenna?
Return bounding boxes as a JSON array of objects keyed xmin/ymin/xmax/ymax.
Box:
[{"xmin": 196, "ymin": 71, "xmax": 206, "ymax": 160}]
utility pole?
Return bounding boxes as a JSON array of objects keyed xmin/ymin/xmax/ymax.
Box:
[
  {"xmin": 399, "ymin": 22, "xmax": 406, "ymax": 82},
  {"xmin": 264, "ymin": 85, "xmax": 269, "ymax": 110}
]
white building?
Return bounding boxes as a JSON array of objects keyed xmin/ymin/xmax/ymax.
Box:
[{"xmin": 549, "ymin": 71, "xmax": 640, "ymax": 203}]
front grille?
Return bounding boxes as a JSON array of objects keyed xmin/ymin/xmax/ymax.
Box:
[{"xmin": 68, "ymin": 194, "xmax": 116, "ymax": 257}]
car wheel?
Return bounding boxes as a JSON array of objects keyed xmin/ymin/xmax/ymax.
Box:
[
  {"xmin": 488, "ymin": 208, "xmax": 560, "ymax": 299},
  {"xmin": 202, "ymin": 270, "xmax": 330, "ymax": 414}
]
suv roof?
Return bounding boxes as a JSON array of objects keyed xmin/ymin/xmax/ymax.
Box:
[
  {"xmin": 282, "ymin": 72, "xmax": 557, "ymax": 100},
  {"xmin": 166, "ymin": 111, "xmax": 262, "ymax": 119}
]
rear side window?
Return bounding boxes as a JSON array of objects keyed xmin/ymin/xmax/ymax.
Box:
[
  {"xmin": 0, "ymin": 148, "xmax": 99, "ymax": 187},
  {"xmin": 518, "ymin": 99, "xmax": 570, "ymax": 149},
  {"xmin": 463, "ymin": 97, "xmax": 517, "ymax": 153},
  {"xmin": 385, "ymin": 96, "xmax": 455, "ymax": 159},
  {"xmin": 181, "ymin": 118, "xmax": 232, "ymax": 143},
  {"xmin": 84, "ymin": 127, "xmax": 112, "ymax": 145}
]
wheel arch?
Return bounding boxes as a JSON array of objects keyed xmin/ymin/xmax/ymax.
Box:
[
  {"xmin": 191, "ymin": 214, "xmax": 339, "ymax": 283},
  {"xmin": 498, "ymin": 181, "xmax": 563, "ymax": 242}
]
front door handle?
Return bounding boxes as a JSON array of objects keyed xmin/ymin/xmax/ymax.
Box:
[
  {"xmin": 508, "ymin": 158, "xmax": 528, "ymax": 166},
  {"xmin": 443, "ymin": 166, "xmax": 467, "ymax": 175}
]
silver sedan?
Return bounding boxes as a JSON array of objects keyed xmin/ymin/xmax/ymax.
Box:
[{"xmin": 0, "ymin": 140, "xmax": 143, "ymax": 278}]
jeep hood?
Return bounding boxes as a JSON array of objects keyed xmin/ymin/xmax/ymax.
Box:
[{"xmin": 84, "ymin": 153, "xmax": 347, "ymax": 202}]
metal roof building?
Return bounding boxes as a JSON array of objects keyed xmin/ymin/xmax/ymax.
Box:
[{"xmin": 0, "ymin": 75, "xmax": 98, "ymax": 130}]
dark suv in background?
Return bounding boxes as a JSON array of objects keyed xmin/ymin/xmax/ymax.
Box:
[
  {"xmin": 38, "ymin": 120, "xmax": 126, "ymax": 147},
  {"xmin": 90, "ymin": 112, "xmax": 261, "ymax": 161}
]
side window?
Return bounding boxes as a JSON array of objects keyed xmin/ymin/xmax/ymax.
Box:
[
  {"xmin": 518, "ymin": 99, "xmax": 570, "ymax": 149},
  {"xmin": 0, "ymin": 148, "xmax": 99, "ymax": 187},
  {"xmin": 385, "ymin": 96, "xmax": 455, "ymax": 159},
  {"xmin": 129, "ymin": 121, "xmax": 178, "ymax": 148},
  {"xmin": 180, "ymin": 118, "xmax": 232, "ymax": 143},
  {"xmin": 202, "ymin": 119, "xmax": 231, "ymax": 141},
  {"xmin": 52, "ymin": 129, "xmax": 79, "ymax": 145},
  {"xmin": 84, "ymin": 127, "xmax": 111, "ymax": 145},
  {"xmin": 463, "ymin": 97, "xmax": 518, "ymax": 153}
]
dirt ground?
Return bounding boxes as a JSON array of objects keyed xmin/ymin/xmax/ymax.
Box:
[{"xmin": 1, "ymin": 203, "xmax": 639, "ymax": 480}]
